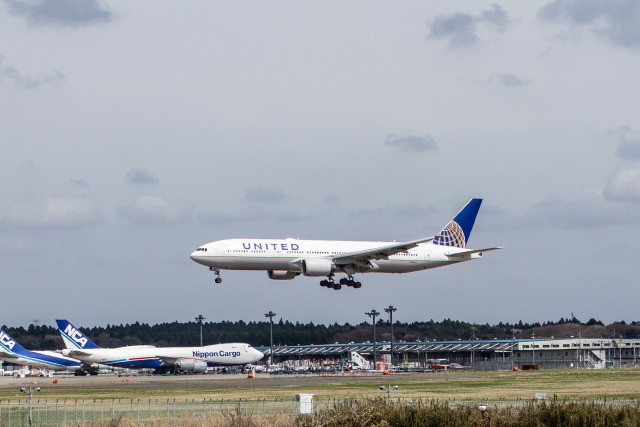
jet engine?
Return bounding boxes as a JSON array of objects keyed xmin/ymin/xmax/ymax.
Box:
[
  {"xmin": 174, "ymin": 359, "xmax": 208, "ymax": 373},
  {"xmin": 267, "ymin": 270, "xmax": 299, "ymax": 280},
  {"xmin": 302, "ymin": 258, "xmax": 335, "ymax": 276}
]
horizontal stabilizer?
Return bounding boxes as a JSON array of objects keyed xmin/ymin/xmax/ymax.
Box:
[
  {"xmin": 445, "ymin": 247, "xmax": 504, "ymax": 258},
  {"xmin": 0, "ymin": 350, "xmax": 19, "ymax": 359}
]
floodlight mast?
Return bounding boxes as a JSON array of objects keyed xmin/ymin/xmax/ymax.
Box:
[
  {"xmin": 21, "ymin": 385, "xmax": 40, "ymax": 427},
  {"xmin": 265, "ymin": 311, "xmax": 276, "ymax": 365},
  {"xmin": 366, "ymin": 309, "xmax": 380, "ymax": 370},
  {"xmin": 195, "ymin": 314, "xmax": 206, "ymax": 347},
  {"xmin": 384, "ymin": 306, "xmax": 397, "ymax": 367},
  {"xmin": 380, "ymin": 383, "xmax": 399, "ymax": 404}
]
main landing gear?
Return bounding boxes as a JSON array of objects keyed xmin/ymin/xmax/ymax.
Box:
[
  {"xmin": 319, "ymin": 275, "xmax": 362, "ymax": 290},
  {"xmin": 209, "ymin": 267, "xmax": 222, "ymax": 284}
]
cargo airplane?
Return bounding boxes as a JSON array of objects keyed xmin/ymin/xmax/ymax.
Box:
[
  {"xmin": 56, "ymin": 319, "xmax": 263, "ymax": 374},
  {"xmin": 190, "ymin": 198, "xmax": 502, "ymax": 290},
  {"xmin": 0, "ymin": 328, "xmax": 81, "ymax": 372}
]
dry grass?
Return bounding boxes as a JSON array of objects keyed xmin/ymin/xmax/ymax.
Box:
[{"xmin": 3, "ymin": 369, "xmax": 640, "ymax": 402}]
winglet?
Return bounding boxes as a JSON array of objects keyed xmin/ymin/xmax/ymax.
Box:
[
  {"xmin": 433, "ymin": 198, "xmax": 482, "ymax": 248},
  {"xmin": 56, "ymin": 319, "xmax": 100, "ymax": 350},
  {"xmin": 0, "ymin": 328, "xmax": 27, "ymax": 353}
]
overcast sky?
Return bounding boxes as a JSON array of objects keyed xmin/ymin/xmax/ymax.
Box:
[{"xmin": 2, "ymin": 0, "xmax": 640, "ymax": 330}]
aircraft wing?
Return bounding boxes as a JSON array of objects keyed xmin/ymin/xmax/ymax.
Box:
[
  {"xmin": 333, "ymin": 236, "xmax": 439, "ymax": 263},
  {"xmin": 445, "ymin": 247, "xmax": 504, "ymax": 259},
  {"xmin": 0, "ymin": 350, "xmax": 19, "ymax": 360},
  {"xmin": 156, "ymin": 355, "xmax": 179, "ymax": 365},
  {"xmin": 65, "ymin": 350, "xmax": 94, "ymax": 358}
]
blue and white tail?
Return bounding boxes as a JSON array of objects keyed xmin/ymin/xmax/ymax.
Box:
[
  {"xmin": 56, "ymin": 319, "xmax": 100, "ymax": 350},
  {"xmin": 0, "ymin": 328, "xmax": 27, "ymax": 354},
  {"xmin": 433, "ymin": 198, "xmax": 482, "ymax": 248}
]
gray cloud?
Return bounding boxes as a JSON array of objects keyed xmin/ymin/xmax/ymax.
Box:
[
  {"xmin": 604, "ymin": 168, "xmax": 640, "ymax": 202},
  {"xmin": 482, "ymin": 192, "xmax": 640, "ymax": 230},
  {"xmin": 481, "ymin": 4, "xmax": 511, "ymax": 33},
  {"xmin": 4, "ymin": 0, "xmax": 114, "ymax": 27},
  {"xmin": 70, "ymin": 178, "xmax": 91, "ymax": 189},
  {"xmin": 0, "ymin": 55, "xmax": 65, "ymax": 89},
  {"xmin": 197, "ymin": 208, "xmax": 307, "ymax": 225},
  {"xmin": 2, "ymin": 197, "xmax": 102, "ymax": 229},
  {"xmin": 117, "ymin": 196, "xmax": 186, "ymax": 226},
  {"xmin": 491, "ymin": 73, "xmax": 530, "ymax": 87},
  {"xmin": 615, "ymin": 136, "xmax": 640, "ymax": 160},
  {"xmin": 242, "ymin": 186, "xmax": 288, "ymax": 204},
  {"xmin": 539, "ymin": 0, "xmax": 640, "ymax": 49},
  {"xmin": 350, "ymin": 204, "xmax": 437, "ymax": 219},
  {"xmin": 324, "ymin": 194, "xmax": 341, "ymax": 204},
  {"xmin": 428, "ymin": 4, "xmax": 510, "ymax": 48},
  {"xmin": 126, "ymin": 168, "xmax": 159, "ymax": 185},
  {"xmin": 385, "ymin": 133, "xmax": 438, "ymax": 153}
]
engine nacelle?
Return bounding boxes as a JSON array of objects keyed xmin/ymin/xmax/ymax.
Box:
[
  {"xmin": 267, "ymin": 270, "xmax": 299, "ymax": 280},
  {"xmin": 174, "ymin": 359, "xmax": 208, "ymax": 373},
  {"xmin": 301, "ymin": 258, "xmax": 335, "ymax": 276}
]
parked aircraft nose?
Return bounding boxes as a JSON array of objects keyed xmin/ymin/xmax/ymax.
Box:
[{"xmin": 251, "ymin": 347, "xmax": 264, "ymax": 362}]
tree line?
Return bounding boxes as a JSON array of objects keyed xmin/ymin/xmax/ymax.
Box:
[{"xmin": 2, "ymin": 317, "xmax": 639, "ymax": 351}]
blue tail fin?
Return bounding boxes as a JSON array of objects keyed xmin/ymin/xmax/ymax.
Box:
[
  {"xmin": 0, "ymin": 328, "xmax": 27, "ymax": 353},
  {"xmin": 56, "ymin": 319, "xmax": 100, "ymax": 350},
  {"xmin": 433, "ymin": 198, "xmax": 482, "ymax": 248}
]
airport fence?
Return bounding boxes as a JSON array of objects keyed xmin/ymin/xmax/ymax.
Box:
[{"xmin": 0, "ymin": 397, "xmax": 638, "ymax": 426}]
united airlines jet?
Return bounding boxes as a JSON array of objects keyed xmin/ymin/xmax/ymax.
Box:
[
  {"xmin": 56, "ymin": 319, "xmax": 263, "ymax": 374},
  {"xmin": 190, "ymin": 198, "xmax": 502, "ymax": 290},
  {"xmin": 0, "ymin": 328, "xmax": 81, "ymax": 372}
]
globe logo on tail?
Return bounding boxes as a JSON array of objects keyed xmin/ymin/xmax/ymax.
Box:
[{"xmin": 434, "ymin": 220, "xmax": 466, "ymax": 248}]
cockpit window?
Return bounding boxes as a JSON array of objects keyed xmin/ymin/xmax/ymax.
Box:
[{"xmin": 195, "ymin": 247, "xmax": 208, "ymax": 252}]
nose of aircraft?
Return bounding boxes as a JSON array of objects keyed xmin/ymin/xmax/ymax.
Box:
[
  {"xmin": 252, "ymin": 347, "xmax": 265, "ymax": 361},
  {"xmin": 190, "ymin": 250, "xmax": 207, "ymax": 265}
]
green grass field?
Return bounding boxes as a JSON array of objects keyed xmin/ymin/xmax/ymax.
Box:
[{"xmin": 3, "ymin": 369, "xmax": 640, "ymax": 402}]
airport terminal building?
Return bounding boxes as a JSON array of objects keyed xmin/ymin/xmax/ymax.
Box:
[{"xmin": 257, "ymin": 337, "xmax": 640, "ymax": 371}]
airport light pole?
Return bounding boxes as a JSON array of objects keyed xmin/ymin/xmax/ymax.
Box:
[
  {"xmin": 384, "ymin": 306, "xmax": 397, "ymax": 367},
  {"xmin": 532, "ymin": 332, "xmax": 535, "ymax": 366},
  {"xmin": 379, "ymin": 384, "xmax": 399, "ymax": 405},
  {"xmin": 366, "ymin": 309, "xmax": 380, "ymax": 370},
  {"xmin": 265, "ymin": 311, "xmax": 276, "ymax": 365},
  {"xmin": 195, "ymin": 314, "xmax": 206, "ymax": 347},
  {"xmin": 20, "ymin": 385, "xmax": 40, "ymax": 427},
  {"xmin": 471, "ymin": 332, "xmax": 475, "ymax": 369},
  {"xmin": 512, "ymin": 328, "xmax": 515, "ymax": 371},
  {"xmin": 425, "ymin": 336, "xmax": 428, "ymax": 368}
]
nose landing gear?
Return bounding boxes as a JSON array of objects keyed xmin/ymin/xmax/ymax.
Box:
[{"xmin": 209, "ymin": 267, "xmax": 222, "ymax": 284}]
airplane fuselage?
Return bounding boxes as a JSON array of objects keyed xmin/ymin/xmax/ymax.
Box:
[
  {"xmin": 191, "ymin": 238, "xmax": 478, "ymax": 274},
  {"xmin": 62, "ymin": 343, "xmax": 263, "ymax": 369},
  {"xmin": 190, "ymin": 199, "xmax": 501, "ymax": 289}
]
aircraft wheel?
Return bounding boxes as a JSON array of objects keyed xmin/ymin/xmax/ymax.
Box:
[
  {"xmin": 353, "ymin": 282, "xmax": 362, "ymax": 289},
  {"xmin": 215, "ymin": 277, "xmax": 222, "ymax": 284},
  {"xmin": 333, "ymin": 283, "xmax": 342, "ymax": 290},
  {"xmin": 339, "ymin": 278, "xmax": 349, "ymax": 285},
  {"xmin": 320, "ymin": 280, "xmax": 328, "ymax": 287}
]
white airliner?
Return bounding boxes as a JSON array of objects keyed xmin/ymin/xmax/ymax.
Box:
[
  {"xmin": 56, "ymin": 319, "xmax": 263, "ymax": 374},
  {"xmin": 190, "ymin": 198, "xmax": 502, "ymax": 290},
  {"xmin": 0, "ymin": 328, "xmax": 81, "ymax": 372}
]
